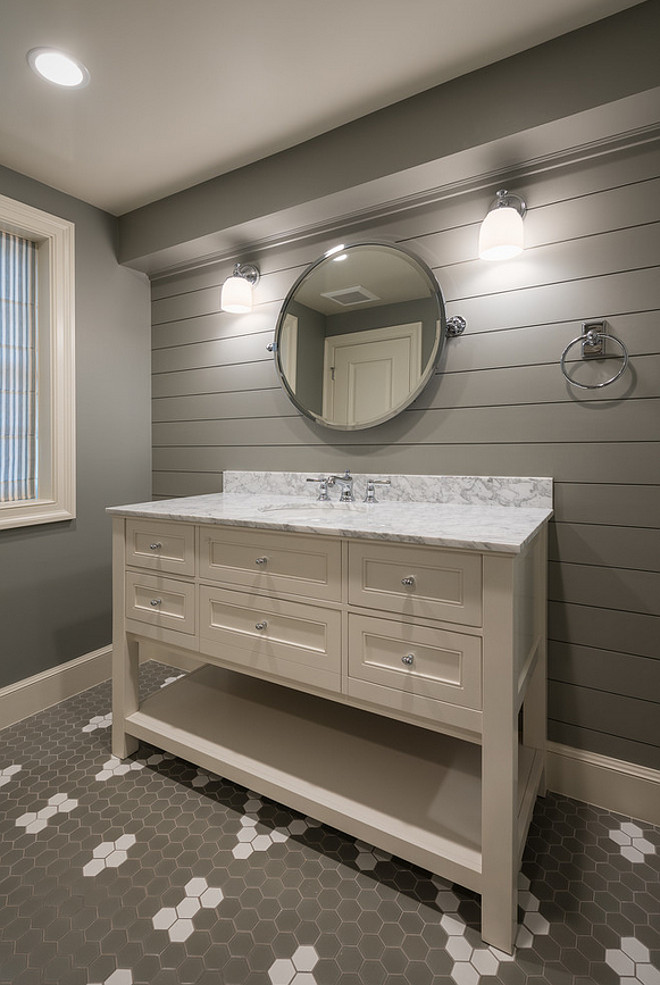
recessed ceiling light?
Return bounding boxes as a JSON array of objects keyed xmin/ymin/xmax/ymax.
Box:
[{"xmin": 27, "ymin": 48, "xmax": 90, "ymax": 88}]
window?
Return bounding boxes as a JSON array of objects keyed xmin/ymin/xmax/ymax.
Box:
[{"xmin": 0, "ymin": 194, "xmax": 75, "ymax": 529}]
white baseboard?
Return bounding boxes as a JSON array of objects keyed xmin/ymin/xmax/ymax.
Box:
[
  {"xmin": 547, "ymin": 740, "xmax": 660, "ymax": 827},
  {"xmin": 0, "ymin": 645, "xmax": 113, "ymax": 730}
]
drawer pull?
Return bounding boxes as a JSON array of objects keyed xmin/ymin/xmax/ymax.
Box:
[
  {"xmin": 255, "ymin": 556, "xmax": 268, "ymax": 566},
  {"xmin": 401, "ymin": 576, "xmax": 415, "ymax": 587},
  {"xmin": 255, "ymin": 621, "xmax": 268, "ymax": 631},
  {"xmin": 149, "ymin": 542, "xmax": 162, "ymax": 551},
  {"xmin": 150, "ymin": 598, "xmax": 162, "ymax": 607},
  {"xmin": 401, "ymin": 654, "xmax": 414, "ymax": 666}
]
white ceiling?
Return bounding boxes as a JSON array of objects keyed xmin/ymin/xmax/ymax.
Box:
[{"xmin": 0, "ymin": 0, "xmax": 645, "ymax": 216}]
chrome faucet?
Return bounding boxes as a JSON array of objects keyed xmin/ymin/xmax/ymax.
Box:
[{"xmin": 329, "ymin": 468, "xmax": 354, "ymax": 502}]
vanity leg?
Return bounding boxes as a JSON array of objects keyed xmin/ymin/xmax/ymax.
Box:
[
  {"xmin": 111, "ymin": 516, "xmax": 139, "ymax": 759},
  {"xmin": 481, "ymin": 554, "xmax": 518, "ymax": 954},
  {"xmin": 522, "ymin": 530, "xmax": 548, "ymax": 796},
  {"xmin": 112, "ymin": 634, "xmax": 139, "ymax": 759}
]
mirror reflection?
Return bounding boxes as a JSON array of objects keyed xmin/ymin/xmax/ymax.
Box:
[{"xmin": 274, "ymin": 243, "xmax": 445, "ymax": 430}]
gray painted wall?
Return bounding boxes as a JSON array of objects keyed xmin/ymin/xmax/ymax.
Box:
[
  {"xmin": 0, "ymin": 166, "xmax": 152, "ymax": 689},
  {"xmin": 150, "ymin": 138, "xmax": 660, "ymax": 771}
]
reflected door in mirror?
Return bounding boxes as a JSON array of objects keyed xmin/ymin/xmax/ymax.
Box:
[{"xmin": 323, "ymin": 322, "xmax": 422, "ymax": 426}]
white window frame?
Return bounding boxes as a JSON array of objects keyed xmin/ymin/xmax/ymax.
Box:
[{"xmin": 0, "ymin": 193, "xmax": 75, "ymax": 529}]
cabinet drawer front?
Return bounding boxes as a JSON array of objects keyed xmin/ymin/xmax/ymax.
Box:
[
  {"xmin": 126, "ymin": 520, "xmax": 195, "ymax": 576},
  {"xmin": 348, "ymin": 542, "xmax": 482, "ymax": 626},
  {"xmin": 200, "ymin": 585, "xmax": 341, "ymax": 684},
  {"xmin": 348, "ymin": 614, "xmax": 482, "ymax": 710},
  {"xmin": 199, "ymin": 526, "xmax": 341, "ymax": 601},
  {"xmin": 126, "ymin": 572, "xmax": 196, "ymax": 634}
]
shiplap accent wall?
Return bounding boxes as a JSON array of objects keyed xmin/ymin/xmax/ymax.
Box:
[{"xmin": 151, "ymin": 138, "xmax": 660, "ymax": 771}]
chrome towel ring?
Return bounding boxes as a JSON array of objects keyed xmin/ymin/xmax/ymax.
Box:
[{"xmin": 560, "ymin": 327, "xmax": 628, "ymax": 390}]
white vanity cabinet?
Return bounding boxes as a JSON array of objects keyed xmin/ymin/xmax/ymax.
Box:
[{"xmin": 111, "ymin": 498, "xmax": 548, "ymax": 955}]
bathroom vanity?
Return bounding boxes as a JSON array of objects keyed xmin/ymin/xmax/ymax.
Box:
[{"xmin": 109, "ymin": 471, "xmax": 552, "ymax": 953}]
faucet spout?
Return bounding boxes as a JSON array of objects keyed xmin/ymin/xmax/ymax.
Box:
[{"xmin": 329, "ymin": 468, "xmax": 354, "ymax": 502}]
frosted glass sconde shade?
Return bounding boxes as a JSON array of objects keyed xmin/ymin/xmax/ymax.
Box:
[
  {"xmin": 220, "ymin": 262, "xmax": 260, "ymax": 313},
  {"xmin": 478, "ymin": 190, "xmax": 526, "ymax": 261}
]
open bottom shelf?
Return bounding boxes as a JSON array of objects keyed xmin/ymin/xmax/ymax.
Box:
[{"xmin": 126, "ymin": 665, "xmax": 540, "ymax": 895}]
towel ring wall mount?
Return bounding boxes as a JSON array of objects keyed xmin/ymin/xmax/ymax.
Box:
[{"xmin": 560, "ymin": 321, "xmax": 629, "ymax": 390}]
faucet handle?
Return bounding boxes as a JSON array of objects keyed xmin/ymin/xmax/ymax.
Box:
[
  {"xmin": 306, "ymin": 476, "xmax": 331, "ymax": 501},
  {"xmin": 364, "ymin": 478, "xmax": 391, "ymax": 504}
]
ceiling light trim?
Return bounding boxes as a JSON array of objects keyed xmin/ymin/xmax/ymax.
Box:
[{"xmin": 27, "ymin": 48, "xmax": 90, "ymax": 89}]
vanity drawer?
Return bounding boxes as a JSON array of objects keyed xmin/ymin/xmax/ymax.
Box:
[
  {"xmin": 125, "ymin": 519, "xmax": 195, "ymax": 576},
  {"xmin": 348, "ymin": 541, "xmax": 482, "ymax": 627},
  {"xmin": 199, "ymin": 585, "xmax": 341, "ymax": 691},
  {"xmin": 348, "ymin": 614, "xmax": 482, "ymax": 710},
  {"xmin": 199, "ymin": 526, "xmax": 341, "ymax": 602},
  {"xmin": 125, "ymin": 571, "xmax": 196, "ymax": 634}
]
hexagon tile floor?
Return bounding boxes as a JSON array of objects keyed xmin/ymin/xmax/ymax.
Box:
[{"xmin": 1, "ymin": 662, "xmax": 658, "ymax": 985}]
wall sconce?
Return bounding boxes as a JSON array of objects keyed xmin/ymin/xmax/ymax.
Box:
[
  {"xmin": 220, "ymin": 262, "xmax": 260, "ymax": 313},
  {"xmin": 478, "ymin": 189, "xmax": 526, "ymax": 261}
]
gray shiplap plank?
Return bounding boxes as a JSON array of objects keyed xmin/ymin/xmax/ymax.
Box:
[
  {"xmin": 447, "ymin": 267, "xmax": 660, "ymax": 332},
  {"xmin": 548, "ymin": 641, "xmax": 660, "ymax": 702},
  {"xmin": 548, "ymin": 681, "xmax": 659, "ymax": 746},
  {"xmin": 553, "ymin": 483, "xmax": 660, "ymax": 528},
  {"xmin": 549, "ymin": 523, "xmax": 660, "ymax": 571},
  {"xmin": 153, "ymin": 332, "xmax": 272, "ymax": 374},
  {"xmin": 152, "ymin": 398, "xmax": 660, "ymax": 446},
  {"xmin": 152, "ymin": 303, "xmax": 280, "ymax": 349},
  {"xmin": 548, "ymin": 601, "xmax": 660, "ymax": 659},
  {"xmin": 151, "ymin": 471, "xmax": 223, "ymax": 498},
  {"xmin": 416, "ymin": 177, "xmax": 660, "ymax": 263},
  {"xmin": 151, "ymin": 441, "xmax": 660, "ymax": 485},
  {"xmin": 548, "ymin": 562, "xmax": 660, "ymax": 615},
  {"xmin": 438, "ymin": 222, "xmax": 660, "ymax": 302},
  {"xmin": 439, "ymin": 311, "xmax": 660, "ymax": 373},
  {"xmin": 423, "ymin": 354, "xmax": 660, "ymax": 408},
  {"xmin": 152, "ymin": 361, "xmax": 278, "ymax": 397},
  {"xmin": 152, "ymin": 388, "xmax": 292, "ymax": 423}
]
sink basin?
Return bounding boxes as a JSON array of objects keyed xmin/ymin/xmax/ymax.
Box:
[{"xmin": 258, "ymin": 501, "xmax": 369, "ymax": 520}]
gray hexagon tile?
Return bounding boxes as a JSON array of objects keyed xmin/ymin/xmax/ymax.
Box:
[{"xmin": 0, "ymin": 658, "xmax": 658, "ymax": 985}]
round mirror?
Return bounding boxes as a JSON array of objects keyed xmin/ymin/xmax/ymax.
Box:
[{"xmin": 273, "ymin": 242, "xmax": 446, "ymax": 430}]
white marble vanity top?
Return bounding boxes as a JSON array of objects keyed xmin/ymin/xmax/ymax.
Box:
[{"xmin": 108, "ymin": 472, "xmax": 552, "ymax": 553}]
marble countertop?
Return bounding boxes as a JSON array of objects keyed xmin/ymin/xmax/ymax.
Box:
[{"xmin": 107, "ymin": 492, "xmax": 552, "ymax": 553}]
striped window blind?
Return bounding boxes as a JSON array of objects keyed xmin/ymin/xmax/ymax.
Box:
[{"xmin": 0, "ymin": 230, "xmax": 38, "ymax": 502}]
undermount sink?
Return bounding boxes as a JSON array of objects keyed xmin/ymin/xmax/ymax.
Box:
[{"xmin": 258, "ymin": 500, "xmax": 370, "ymax": 518}]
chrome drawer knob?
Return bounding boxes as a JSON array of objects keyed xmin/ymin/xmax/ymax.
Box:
[
  {"xmin": 149, "ymin": 542, "xmax": 162, "ymax": 550},
  {"xmin": 401, "ymin": 576, "xmax": 415, "ymax": 587},
  {"xmin": 150, "ymin": 599, "xmax": 162, "ymax": 607},
  {"xmin": 255, "ymin": 557, "xmax": 268, "ymax": 566},
  {"xmin": 255, "ymin": 621, "xmax": 268, "ymax": 631},
  {"xmin": 401, "ymin": 654, "xmax": 414, "ymax": 666}
]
